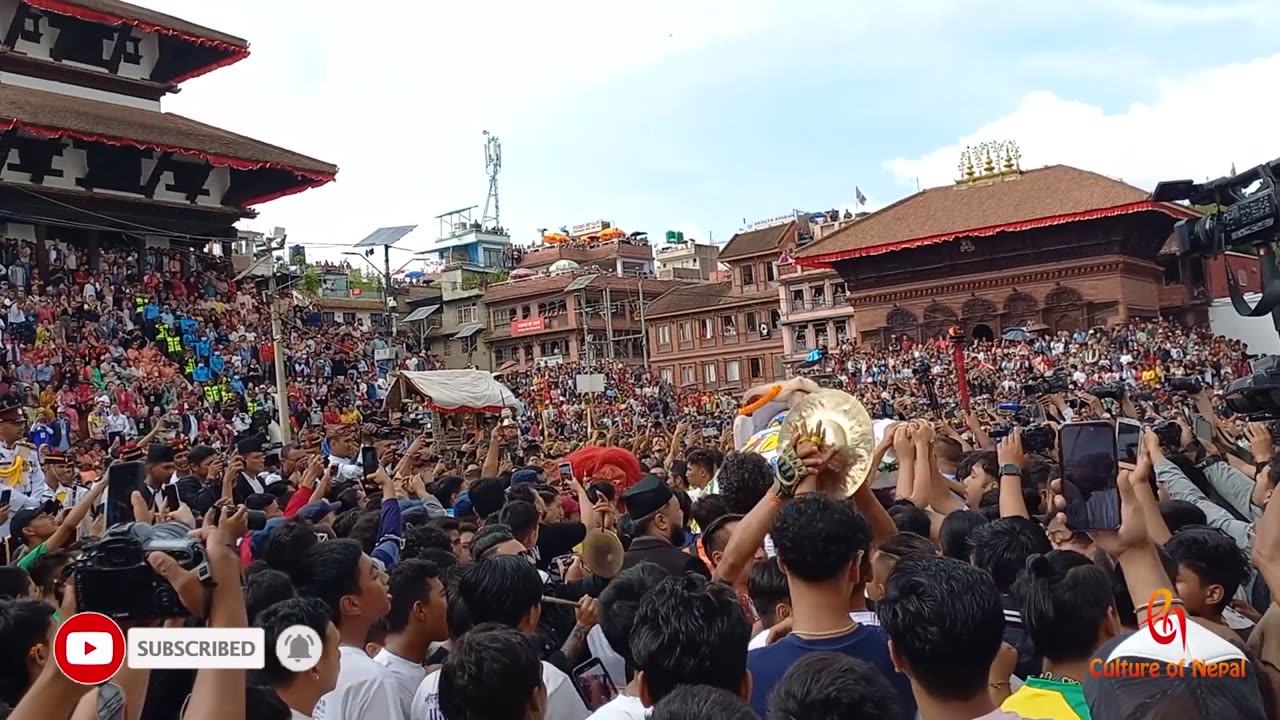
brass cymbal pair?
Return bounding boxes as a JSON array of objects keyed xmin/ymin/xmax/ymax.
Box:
[{"xmin": 776, "ymin": 389, "xmax": 875, "ymax": 496}]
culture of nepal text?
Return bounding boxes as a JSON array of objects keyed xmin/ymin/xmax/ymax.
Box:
[{"xmin": 1090, "ymin": 658, "xmax": 1247, "ymax": 679}]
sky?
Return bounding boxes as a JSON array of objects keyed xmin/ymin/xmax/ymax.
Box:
[{"xmin": 147, "ymin": 0, "xmax": 1280, "ymax": 268}]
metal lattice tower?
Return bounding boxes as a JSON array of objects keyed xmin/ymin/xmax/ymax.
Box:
[{"xmin": 482, "ymin": 131, "xmax": 502, "ymax": 228}]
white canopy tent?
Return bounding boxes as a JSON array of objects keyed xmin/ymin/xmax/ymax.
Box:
[{"xmin": 385, "ymin": 369, "xmax": 519, "ymax": 414}]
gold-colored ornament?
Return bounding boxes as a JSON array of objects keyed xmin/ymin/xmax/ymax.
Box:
[{"xmin": 777, "ymin": 389, "xmax": 874, "ymax": 497}]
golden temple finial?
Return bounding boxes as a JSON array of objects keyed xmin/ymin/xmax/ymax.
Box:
[
  {"xmin": 957, "ymin": 141, "xmax": 1023, "ymax": 185},
  {"xmin": 955, "ymin": 147, "xmax": 977, "ymax": 184},
  {"xmin": 979, "ymin": 142, "xmax": 996, "ymax": 177},
  {"xmin": 1000, "ymin": 141, "xmax": 1022, "ymax": 176}
]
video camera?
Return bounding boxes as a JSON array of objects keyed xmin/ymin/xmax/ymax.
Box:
[
  {"xmin": 1167, "ymin": 376, "xmax": 1204, "ymax": 394},
  {"xmin": 1224, "ymin": 355, "xmax": 1280, "ymax": 420},
  {"xmin": 1155, "ymin": 159, "xmax": 1280, "ymax": 320},
  {"xmin": 1022, "ymin": 369, "xmax": 1070, "ymax": 398},
  {"xmin": 1088, "ymin": 383, "xmax": 1126, "ymax": 401},
  {"xmin": 989, "ymin": 420, "xmax": 1056, "ymax": 454},
  {"xmin": 1150, "ymin": 420, "xmax": 1183, "ymax": 449},
  {"xmin": 74, "ymin": 521, "xmax": 211, "ymax": 621}
]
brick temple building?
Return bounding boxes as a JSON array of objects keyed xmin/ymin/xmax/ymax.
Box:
[{"xmin": 794, "ymin": 148, "xmax": 1219, "ymax": 346}]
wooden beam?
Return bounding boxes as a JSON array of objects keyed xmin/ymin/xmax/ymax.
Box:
[
  {"xmin": 106, "ymin": 27, "xmax": 130, "ymax": 75},
  {"xmin": 2, "ymin": 3, "xmax": 29, "ymax": 50},
  {"xmin": 142, "ymin": 151, "xmax": 172, "ymax": 199},
  {"xmin": 0, "ymin": 129, "xmax": 16, "ymax": 175},
  {"xmin": 25, "ymin": 138, "xmax": 61, "ymax": 185}
]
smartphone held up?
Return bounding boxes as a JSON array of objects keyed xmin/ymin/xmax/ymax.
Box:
[{"xmin": 1059, "ymin": 421, "xmax": 1120, "ymax": 532}]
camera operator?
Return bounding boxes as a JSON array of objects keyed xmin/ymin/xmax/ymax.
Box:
[
  {"xmin": 7, "ymin": 506, "xmax": 248, "ymax": 720},
  {"xmin": 1147, "ymin": 425, "xmax": 1260, "ymax": 563}
]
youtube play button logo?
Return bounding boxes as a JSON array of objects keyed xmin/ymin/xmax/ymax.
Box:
[{"xmin": 55, "ymin": 612, "xmax": 125, "ymax": 684}]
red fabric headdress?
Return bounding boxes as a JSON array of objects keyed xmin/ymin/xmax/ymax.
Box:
[{"xmin": 566, "ymin": 445, "xmax": 643, "ymax": 499}]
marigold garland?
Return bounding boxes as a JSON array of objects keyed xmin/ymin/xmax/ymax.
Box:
[{"xmin": 739, "ymin": 385, "xmax": 782, "ymax": 416}]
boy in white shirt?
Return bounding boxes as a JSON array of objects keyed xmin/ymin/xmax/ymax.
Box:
[
  {"xmin": 258, "ymin": 597, "xmax": 341, "ymax": 720},
  {"xmin": 294, "ymin": 539, "xmax": 404, "ymax": 720},
  {"xmin": 373, "ymin": 559, "xmax": 449, "ymax": 717},
  {"xmin": 413, "ymin": 554, "xmax": 589, "ymax": 720},
  {"xmin": 437, "ymin": 624, "xmax": 548, "ymax": 720}
]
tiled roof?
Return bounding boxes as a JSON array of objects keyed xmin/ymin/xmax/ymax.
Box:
[
  {"xmin": 27, "ymin": 0, "xmax": 248, "ymax": 48},
  {"xmin": 0, "ymin": 84, "xmax": 337, "ymax": 177},
  {"xmin": 796, "ymin": 165, "xmax": 1194, "ymax": 264},
  {"xmin": 483, "ymin": 273, "xmax": 682, "ymax": 304},
  {"xmin": 644, "ymin": 284, "xmax": 778, "ymax": 317},
  {"xmin": 311, "ymin": 296, "xmax": 386, "ymax": 311},
  {"xmin": 718, "ymin": 222, "xmax": 793, "ymax": 261}
]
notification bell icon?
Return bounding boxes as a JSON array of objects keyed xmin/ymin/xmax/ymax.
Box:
[{"xmin": 287, "ymin": 634, "xmax": 313, "ymax": 660}]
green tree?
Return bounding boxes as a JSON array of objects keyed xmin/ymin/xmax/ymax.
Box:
[{"xmin": 299, "ymin": 269, "xmax": 321, "ymax": 295}]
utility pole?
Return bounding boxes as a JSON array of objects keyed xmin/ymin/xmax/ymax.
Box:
[
  {"xmin": 383, "ymin": 244, "xmax": 396, "ymax": 337},
  {"xmin": 262, "ymin": 233, "xmax": 292, "ymax": 444},
  {"xmin": 639, "ymin": 279, "xmax": 649, "ymax": 366},
  {"xmin": 603, "ymin": 286, "xmax": 615, "ymax": 359}
]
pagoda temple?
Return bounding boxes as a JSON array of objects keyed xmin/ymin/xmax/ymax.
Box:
[
  {"xmin": 0, "ymin": 0, "xmax": 336, "ymax": 247},
  {"xmin": 794, "ymin": 143, "xmax": 1224, "ymax": 346}
]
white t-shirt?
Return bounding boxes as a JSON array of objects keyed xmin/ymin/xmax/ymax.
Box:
[
  {"xmin": 314, "ymin": 646, "xmax": 406, "ymax": 720},
  {"xmin": 586, "ymin": 693, "xmax": 647, "ymax": 720},
  {"xmin": 586, "ymin": 626, "xmax": 626, "ymax": 688},
  {"xmin": 413, "ymin": 660, "xmax": 589, "ymax": 720},
  {"xmin": 372, "ymin": 648, "xmax": 427, "ymax": 719}
]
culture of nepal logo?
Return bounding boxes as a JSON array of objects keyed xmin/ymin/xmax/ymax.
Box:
[{"xmin": 1089, "ymin": 590, "xmax": 1245, "ymax": 679}]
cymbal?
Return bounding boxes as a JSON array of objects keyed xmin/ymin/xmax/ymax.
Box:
[
  {"xmin": 581, "ymin": 529, "xmax": 625, "ymax": 579},
  {"xmin": 777, "ymin": 389, "xmax": 875, "ymax": 497}
]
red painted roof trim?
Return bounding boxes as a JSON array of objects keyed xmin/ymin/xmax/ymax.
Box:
[
  {"xmin": 24, "ymin": 0, "xmax": 250, "ymax": 83},
  {"xmin": 0, "ymin": 118, "xmax": 335, "ymax": 206},
  {"xmin": 796, "ymin": 201, "xmax": 1198, "ymax": 269}
]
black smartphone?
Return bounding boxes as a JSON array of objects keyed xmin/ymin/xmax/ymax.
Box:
[
  {"xmin": 1059, "ymin": 421, "xmax": 1120, "ymax": 531},
  {"xmin": 1116, "ymin": 419, "xmax": 1142, "ymax": 465},
  {"xmin": 571, "ymin": 657, "xmax": 618, "ymax": 711},
  {"xmin": 105, "ymin": 460, "xmax": 145, "ymax": 527},
  {"xmin": 360, "ymin": 446, "xmax": 379, "ymax": 476},
  {"xmin": 1192, "ymin": 414, "xmax": 1214, "ymax": 445},
  {"xmin": 0, "ymin": 489, "xmax": 9, "ymax": 508},
  {"xmin": 162, "ymin": 484, "xmax": 180, "ymax": 510},
  {"xmin": 558, "ymin": 462, "xmax": 574, "ymax": 483}
]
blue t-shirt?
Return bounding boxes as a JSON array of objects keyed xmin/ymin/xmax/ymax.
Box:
[{"xmin": 746, "ymin": 624, "xmax": 916, "ymax": 719}]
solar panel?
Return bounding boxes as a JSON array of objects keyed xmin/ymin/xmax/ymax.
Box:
[
  {"xmin": 403, "ymin": 305, "xmax": 440, "ymax": 322},
  {"xmin": 564, "ymin": 274, "xmax": 599, "ymax": 292},
  {"xmin": 355, "ymin": 225, "xmax": 418, "ymax": 248},
  {"xmin": 453, "ymin": 322, "xmax": 484, "ymax": 339}
]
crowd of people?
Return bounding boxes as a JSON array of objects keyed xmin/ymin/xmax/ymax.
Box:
[{"xmin": 1, "ymin": 237, "xmax": 1280, "ymax": 720}]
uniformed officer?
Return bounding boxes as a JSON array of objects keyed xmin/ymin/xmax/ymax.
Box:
[
  {"xmin": 29, "ymin": 451, "xmax": 89, "ymax": 508},
  {"xmin": 325, "ymin": 424, "xmax": 364, "ymax": 483},
  {"xmin": 0, "ymin": 401, "xmax": 44, "ymax": 498}
]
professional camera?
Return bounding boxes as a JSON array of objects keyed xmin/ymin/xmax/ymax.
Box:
[
  {"xmin": 1022, "ymin": 369, "xmax": 1070, "ymax": 398},
  {"xmin": 1020, "ymin": 424, "xmax": 1057, "ymax": 454},
  {"xmin": 913, "ymin": 359, "xmax": 932, "ymax": 381},
  {"xmin": 989, "ymin": 422, "xmax": 1055, "ymax": 454},
  {"xmin": 1167, "ymin": 376, "xmax": 1204, "ymax": 394},
  {"xmin": 1150, "ymin": 420, "xmax": 1183, "ymax": 449},
  {"xmin": 1155, "ymin": 159, "xmax": 1280, "ymax": 320},
  {"xmin": 1224, "ymin": 355, "xmax": 1280, "ymax": 420},
  {"xmin": 74, "ymin": 521, "xmax": 211, "ymax": 621},
  {"xmin": 1089, "ymin": 384, "xmax": 1126, "ymax": 401}
]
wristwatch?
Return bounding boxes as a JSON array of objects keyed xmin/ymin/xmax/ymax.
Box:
[{"xmin": 1000, "ymin": 463, "xmax": 1021, "ymax": 477}]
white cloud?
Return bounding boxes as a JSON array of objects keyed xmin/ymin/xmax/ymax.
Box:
[
  {"xmin": 141, "ymin": 0, "xmax": 770, "ymax": 260},
  {"xmin": 884, "ymin": 53, "xmax": 1280, "ymax": 193}
]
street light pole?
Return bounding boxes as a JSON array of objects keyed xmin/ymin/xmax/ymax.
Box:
[{"xmin": 268, "ymin": 271, "xmax": 292, "ymax": 443}]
